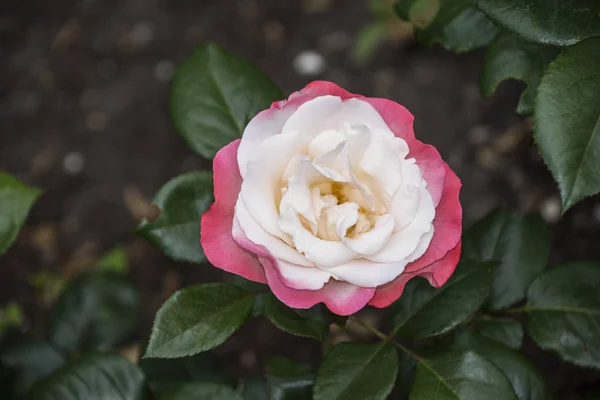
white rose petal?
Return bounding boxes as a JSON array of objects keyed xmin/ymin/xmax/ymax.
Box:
[{"xmin": 234, "ymin": 96, "xmax": 435, "ymax": 290}]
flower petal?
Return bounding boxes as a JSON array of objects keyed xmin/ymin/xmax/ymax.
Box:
[
  {"xmin": 282, "ymin": 96, "xmax": 343, "ymax": 137},
  {"xmin": 290, "ymin": 80, "xmax": 360, "ymax": 101},
  {"xmin": 200, "ymin": 140, "xmax": 266, "ymax": 283},
  {"xmin": 402, "ymin": 165, "xmax": 462, "ymax": 273},
  {"xmin": 234, "ymin": 197, "xmax": 312, "ymax": 266},
  {"xmin": 281, "ymin": 205, "xmax": 359, "ymax": 268},
  {"xmin": 327, "ymin": 257, "xmax": 407, "ymax": 287},
  {"xmin": 368, "ymin": 241, "xmax": 461, "ymax": 308},
  {"xmin": 341, "ymin": 98, "xmax": 394, "ymax": 135},
  {"xmin": 367, "ymin": 186, "xmax": 435, "ymax": 263},
  {"xmin": 261, "ymin": 256, "xmax": 375, "ymax": 315},
  {"xmin": 241, "ymin": 131, "xmax": 311, "ymax": 242},
  {"xmin": 342, "ymin": 214, "xmax": 395, "ymax": 256},
  {"xmin": 364, "ymin": 98, "xmax": 447, "ymax": 206},
  {"xmin": 276, "ymin": 259, "xmax": 333, "ymax": 290}
]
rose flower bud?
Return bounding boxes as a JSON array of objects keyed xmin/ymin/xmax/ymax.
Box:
[{"xmin": 201, "ymin": 81, "xmax": 462, "ymax": 315}]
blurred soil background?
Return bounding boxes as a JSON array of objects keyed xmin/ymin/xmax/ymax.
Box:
[{"xmin": 1, "ymin": 0, "xmax": 600, "ymax": 398}]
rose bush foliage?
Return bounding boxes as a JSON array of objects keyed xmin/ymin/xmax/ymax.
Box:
[{"xmin": 201, "ymin": 81, "xmax": 462, "ymax": 315}]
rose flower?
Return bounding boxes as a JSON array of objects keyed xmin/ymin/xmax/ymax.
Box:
[{"xmin": 201, "ymin": 81, "xmax": 462, "ymax": 315}]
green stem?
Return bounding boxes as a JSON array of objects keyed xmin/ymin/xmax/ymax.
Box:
[{"xmin": 348, "ymin": 316, "xmax": 423, "ymax": 362}]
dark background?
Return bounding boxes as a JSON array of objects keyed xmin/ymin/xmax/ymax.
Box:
[{"xmin": 1, "ymin": 0, "xmax": 599, "ymax": 398}]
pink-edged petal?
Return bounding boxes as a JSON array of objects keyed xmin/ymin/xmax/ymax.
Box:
[
  {"xmin": 234, "ymin": 214, "xmax": 333, "ymax": 291},
  {"xmin": 276, "ymin": 259, "xmax": 333, "ymax": 290},
  {"xmin": 341, "ymin": 99, "xmax": 394, "ymax": 133},
  {"xmin": 327, "ymin": 257, "xmax": 407, "ymax": 287},
  {"xmin": 238, "ymin": 81, "xmax": 354, "ymax": 178},
  {"xmin": 403, "ymin": 164, "xmax": 462, "ymax": 273},
  {"xmin": 368, "ymin": 241, "xmax": 462, "ymax": 308},
  {"xmin": 364, "ymin": 98, "xmax": 447, "ymax": 207},
  {"xmin": 200, "ymin": 140, "xmax": 266, "ymax": 283},
  {"xmin": 364, "ymin": 98, "xmax": 416, "ymax": 146},
  {"xmin": 289, "ymin": 80, "xmax": 361, "ymax": 101},
  {"xmin": 281, "ymin": 96, "xmax": 343, "ymax": 136},
  {"xmin": 367, "ymin": 165, "xmax": 462, "ymax": 308},
  {"xmin": 261, "ymin": 256, "xmax": 375, "ymax": 315},
  {"xmin": 412, "ymin": 144, "xmax": 447, "ymax": 207}
]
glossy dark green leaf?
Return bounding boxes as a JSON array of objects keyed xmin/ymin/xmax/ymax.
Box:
[
  {"xmin": 145, "ymin": 283, "xmax": 255, "ymax": 359},
  {"xmin": 463, "ymin": 209, "xmax": 549, "ymax": 309},
  {"xmin": 480, "ymin": 33, "xmax": 559, "ymax": 115},
  {"xmin": 453, "ymin": 330, "xmax": 551, "ymax": 400},
  {"xmin": 395, "ymin": 0, "xmax": 498, "ymax": 53},
  {"xmin": 409, "ymin": 350, "xmax": 517, "ymax": 400},
  {"xmin": 232, "ymin": 276, "xmax": 266, "ymax": 316},
  {"xmin": 264, "ymin": 295, "xmax": 327, "ymax": 341},
  {"xmin": 0, "ymin": 172, "xmax": 41, "ymax": 256},
  {"xmin": 474, "ymin": 318, "xmax": 523, "ymax": 350},
  {"xmin": 265, "ymin": 356, "xmax": 313, "ymax": 400},
  {"xmin": 0, "ymin": 340, "xmax": 65, "ymax": 395},
  {"xmin": 29, "ymin": 354, "xmax": 145, "ymax": 400},
  {"xmin": 533, "ymin": 38, "xmax": 600, "ymax": 211},
  {"xmin": 395, "ymin": 351, "xmax": 418, "ymax": 400},
  {"xmin": 525, "ymin": 262, "xmax": 600, "ymax": 368},
  {"xmin": 391, "ymin": 261, "xmax": 493, "ymax": 339},
  {"xmin": 314, "ymin": 342, "xmax": 398, "ymax": 400},
  {"xmin": 140, "ymin": 352, "xmax": 234, "ymax": 398},
  {"xmin": 171, "ymin": 42, "xmax": 283, "ymax": 159},
  {"xmin": 49, "ymin": 272, "xmax": 140, "ymax": 352},
  {"xmin": 164, "ymin": 382, "xmax": 243, "ymax": 400},
  {"xmin": 138, "ymin": 171, "xmax": 213, "ymax": 264},
  {"xmin": 476, "ymin": 0, "xmax": 600, "ymax": 46}
]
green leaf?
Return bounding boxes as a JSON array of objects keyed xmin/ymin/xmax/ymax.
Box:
[
  {"xmin": 171, "ymin": 42, "xmax": 283, "ymax": 159},
  {"xmin": 145, "ymin": 283, "xmax": 255, "ymax": 359},
  {"xmin": 524, "ymin": 261, "xmax": 600, "ymax": 368},
  {"xmin": 473, "ymin": 318, "xmax": 523, "ymax": 350},
  {"xmin": 265, "ymin": 356, "xmax": 313, "ymax": 400},
  {"xmin": 0, "ymin": 172, "xmax": 41, "ymax": 256},
  {"xmin": 476, "ymin": 0, "xmax": 600, "ymax": 47},
  {"xmin": 1, "ymin": 340, "xmax": 65, "ymax": 395},
  {"xmin": 453, "ymin": 331, "xmax": 551, "ymax": 400},
  {"xmin": 463, "ymin": 209, "xmax": 549, "ymax": 310},
  {"xmin": 140, "ymin": 352, "xmax": 235, "ymax": 398},
  {"xmin": 164, "ymin": 382, "xmax": 243, "ymax": 400},
  {"xmin": 29, "ymin": 354, "xmax": 145, "ymax": 400},
  {"xmin": 533, "ymin": 37, "xmax": 600, "ymax": 211},
  {"xmin": 395, "ymin": 0, "xmax": 498, "ymax": 53},
  {"xmin": 314, "ymin": 342, "xmax": 398, "ymax": 400},
  {"xmin": 49, "ymin": 272, "xmax": 140, "ymax": 352},
  {"xmin": 138, "ymin": 171, "xmax": 213, "ymax": 264},
  {"xmin": 395, "ymin": 351, "xmax": 418, "ymax": 400},
  {"xmin": 232, "ymin": 276, "xmax": 266, "ymax": 316},
  {"xmin": 97, "ymin": 246, "xmax": 128, "ymax": 274},
  {"xmin": 391, "ymin": 260, "xmax": 493, "ymax": 339},
  {"xmin": 480, "ymin": 33, "xmax": 559, "ymax": 115},
  {"xmin": 264, "ymin": 295, "xmax": 327, "ymax": 341},
  {"xmin": 409, "ymin": 350, "xmax": 517, "ymax": 400}
]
